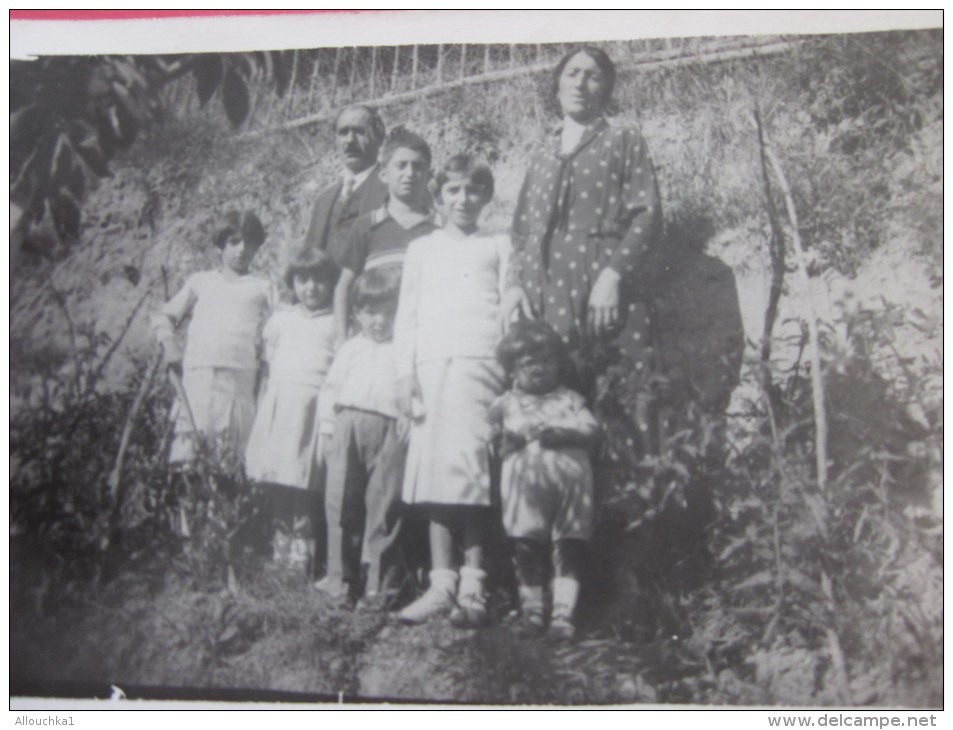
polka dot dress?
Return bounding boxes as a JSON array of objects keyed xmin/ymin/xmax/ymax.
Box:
[{"xmin": 511, "ymin": 118, "xmax": 662, "ymax": 385}]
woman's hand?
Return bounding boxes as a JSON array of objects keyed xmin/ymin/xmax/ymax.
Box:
[
  {"xmin": 501, "ymin": 286, "xmax": 534, "ymax": 330},
  {"xmin": 395, "ymin": 375, "xmax": 420, "ymax": 419},
  {"xmin": 395, "ymin": 416, "xmax": 411, "ymax": 445},
  {"xmin": 588, "ymin": 267, "xmax": 621, "ymax": 335}
]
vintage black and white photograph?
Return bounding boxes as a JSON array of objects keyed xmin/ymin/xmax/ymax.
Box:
[{"xmin": 9, "ymin": 10, "xmax": 942, "ymax": 708}]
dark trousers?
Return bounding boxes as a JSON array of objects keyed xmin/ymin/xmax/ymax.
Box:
[{"xmin": 325, "ymin": 408, "xmax": 407, "ymax": 598}]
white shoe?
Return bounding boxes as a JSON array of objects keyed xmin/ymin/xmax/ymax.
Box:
[
  {"xmin": 398, "ymin": 569, "xmax": 458, "ymax": 624},
  {"xmin": 449, "ymin": 566, "xmax": 488, "ymax": 628}
]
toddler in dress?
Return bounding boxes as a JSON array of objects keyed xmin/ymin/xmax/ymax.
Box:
[
  {"xmin": 245, "ymin": 249, "xmax": 338, "ymax": 574},
  {"xmin": 491, "ymin": 319, "xmax": 599, "ymax": 640}
]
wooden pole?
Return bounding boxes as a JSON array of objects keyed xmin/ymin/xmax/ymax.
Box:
[
  {"xmin": 348, "ymin": 46, "xmax": 358, "ymax": 100},
  {"xmin": 759, "ymin": 120, "xmax": 829, "ymax": 490},
  {"xmin": 460, "ymin": 43, "xmax": 467, "ymax": 80},
  {"xmin": 331, "ymin": 47, "xmax": 341, "ymax": 103},
  {"xmin": 250, "ymin": 40, "xmax": 798, "ymax": 137},
  {"xmin": 436, "ymin": 44, "xmax": 444, "ymax": 84},
  {"xmin": 307, "ymin": 49, "xmax": 322, "ymax": 111},
  {"xmin": 411, "ymin": 44, "xmax": 418, "ymax": 89},
  {"xmin": 391, "ymin": 45, "xmax": 400, "ymax": 92},
  {"xmin": 369, "ymin": 46, "xmax": 377, "ymax": 98},
  {"xmin": 484, "ymin": 44, "xmax": 491, "ymax": 75},
  {"xmin": 509, "ymin": 43, "xmax": 516, "ymax": 68}
]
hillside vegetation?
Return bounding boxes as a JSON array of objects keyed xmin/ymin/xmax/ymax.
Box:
[{"xmin": 10, "ymin": 30, "xmax": 942, "ymax": 706}]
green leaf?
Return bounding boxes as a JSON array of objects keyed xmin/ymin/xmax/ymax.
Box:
[
  {"xmin": 222, "ymin": 67, "xmax": 250, "ymax": 128},
  {"xmin": 194, "ymin": 54, "xmax": 223, "ymax": 107}
]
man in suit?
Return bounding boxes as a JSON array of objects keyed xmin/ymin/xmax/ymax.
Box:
[{"xmin": 303, "ymin": 105, "xmax": 389, "ymax": 262}]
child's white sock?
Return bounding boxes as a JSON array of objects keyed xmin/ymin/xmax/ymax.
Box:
[
  {"xmin": 551, "ymin": 576, "xmax": 581, "ymax": 639},
  {"xmin": 398, "ymin": 568, "xmax": 458, "ymax": 624}
]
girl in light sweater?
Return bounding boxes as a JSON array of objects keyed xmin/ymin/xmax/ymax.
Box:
[
  {"xmin": 393, "ymin": 155, "xmax": 510, "ymax": 627},
  {"xmin": 153, "ymin": 210, "xmax": 275, "ymax": 472}
]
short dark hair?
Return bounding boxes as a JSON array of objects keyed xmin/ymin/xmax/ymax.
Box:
[
  {"xmin": 379, "ymin": 127, "xmax": 432, "ymax": 168},
  {"xmin": 213, "ymin": 210, "xmax": 265, "ymax": 249},
  {"xmin": 333, "ymin": 104, "xmax": 386, "ymax": 144},
  {"xmin": 352, "ymin": 267, "xmax": 400, "ymax": 311},
  {"xmin": 283, "ymin": 248, "xmax": 338, "ymax": 300},
  {"xmin": 433, "ymin": 154, "xmax": 495, "ymax": 203},
  {"xmin": 496, "ymin": 318, "xmax": 566, "ymax": 373},
  {"xmin": 550, "ymin": 45, "xmax": 617, "ymax": 117}
]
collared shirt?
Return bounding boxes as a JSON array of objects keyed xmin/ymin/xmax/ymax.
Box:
[
  {"xmin": 319, "ymin": 333, "xmax": 401, "ymax": 432},
  {"xmin": 340, "ymin": 165, "xmax": 375, "ymax": 202},
  {"xmin": 336, "ymin": 205, "xmax": 437, "ymax": 275}
]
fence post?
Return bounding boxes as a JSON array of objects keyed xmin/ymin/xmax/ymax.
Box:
[
  {"xmin": 349, "ymin": 46, "xmax": 358, "ymax": 100},
  {"xmin": 509, "ymin": 43, "xmax": 516, "ymax": 68},
  {"xmin": 307, "ymin": 49, "xmax": 322, "ymax": 111},
  {"xmin": 484, "ymin": 44, "xmax": 491, "ymax": 75},
  {"xmin": 331, "ymin": 47, "xmax": 341, "ymax": 104},
  {"xmin": 436, "ymin": 43, "xmax": 444, "ymax": 84},
  {"xmin": 369, "ymin": 46, "xmax": 377, "ymax": 98},
  {"xmin": 411, "ymin": 44, "xmax": 418, "ymax": 89},
  {"xmin": 391, "ymin": 45, "xmax": 400, "ymax": 92},
  {"xmin": 460, "ymin": 43, "xmax": 467, "ymax": 80},
  {"xmin": 286, "ymin": 49, "xmax": 299, "ymax": 116}
]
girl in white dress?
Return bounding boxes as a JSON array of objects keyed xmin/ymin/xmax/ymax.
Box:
[
  {"xmin": 245, "ymin": 249, "xmax": 338, "ymax": 572},
  {"xmin": 394, "ymin": 155, "xmax": 510, "ymax": 626}
]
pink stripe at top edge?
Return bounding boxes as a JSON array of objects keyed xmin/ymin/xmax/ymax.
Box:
[{"xmin": 10, "ymin": 10, "xmax": 379, "ymax": 21}]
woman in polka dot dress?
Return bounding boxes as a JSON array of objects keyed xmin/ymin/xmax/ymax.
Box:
[{"xmin": 504, "ymin": 45, "xmax": 662, "ymax": 452}]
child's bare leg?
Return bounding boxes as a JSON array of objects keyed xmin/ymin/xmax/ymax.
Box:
[
  {"xmin": 398, "ymin": 506, "xmax": 458, "ymax": 623},
  {"xmin": 551, "ymin": 538, "xmax": 586, "ymax": 640},
  {"xmin": 512, "ymin": 538, "xmax": 547, "ymax": 636},
  {"xmin": 462, "ymin": 509, "xmax": 486, "ymax": 569},
  {"xmin": 451, "ymin": 508, "xmax": 489, "ymax": 628},
  {"xmin": 429, "ymin": 509, "xmax": 455, "ymax": 570}
]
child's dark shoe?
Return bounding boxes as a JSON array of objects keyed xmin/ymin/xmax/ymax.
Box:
[
  {"xmin": 512, "ymin": 609, "xmax": 546, "ymax": 639},
  {"xmin": 548, "ymin": 616, "xmax": 576, "ymax": 642}
]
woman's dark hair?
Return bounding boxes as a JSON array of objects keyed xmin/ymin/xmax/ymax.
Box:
[
  {"xmin": 432, "ymin": 154, "xmax": 495, "ymax": 202},
  {"xmin": 283, "ymin": 248, "xmax": 338, "ymax": 302},
  {"xmin": 352, "ymin": 267, "xmax": 401, "ymax": 311},
  {"xmin": 550, "ymin": 45, "xmax": 618, "ymax": 117},
  {"xmin": 379, "ymin": 127, "xmax": 432, "ymax": 168},
  {"xmin": 213, "ymin": 210, "xmax": 266, "ymax": 250},
  {"xmin": 496, "ymin": 318, "xmax": 566, "ymax": 374}
]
